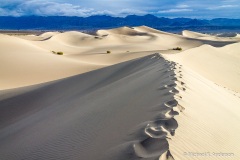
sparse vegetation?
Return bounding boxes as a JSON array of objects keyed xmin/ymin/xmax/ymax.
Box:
[
  {"xmin": 57, "ymin": 52, "xmax": 64, "ymax": 55},
  {"xmin": 173, "ymin": 47, "xmax": 182, "ymax": 51},
  {"xmin": 52, "ymin": 51, "xmax": 63, "ymax": 55},
  {"xmin": 94, "ymin": 36, "xmax": 102, "ymax": 39},
  {"xmin": 106, "ymin": 50, "xmax": 111, "ymax": 54}
]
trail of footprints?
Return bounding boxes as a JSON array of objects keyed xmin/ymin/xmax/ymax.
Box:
[{"xmin": 133, "ymin": 55, "xmax": 185, "ymax": 160}]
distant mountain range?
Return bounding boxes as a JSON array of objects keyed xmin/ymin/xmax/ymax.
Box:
[{"xmin": 0, "ymin": 14, "xmax": 240, "ymax": 31}]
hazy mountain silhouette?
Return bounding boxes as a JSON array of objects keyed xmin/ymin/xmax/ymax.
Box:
[{"xmin": 0, "ymin": 14, "xmax": 240, "ymax": 31}]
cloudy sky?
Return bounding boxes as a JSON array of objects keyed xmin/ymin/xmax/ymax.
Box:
[{"xmin": 0, "ymin": 0, "xmax": 239, "ymax": 19}]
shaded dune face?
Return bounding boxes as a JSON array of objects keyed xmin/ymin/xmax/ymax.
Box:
[{"xmin": 0, "ymin": 54, "xmax": 183, "ymax": 160}]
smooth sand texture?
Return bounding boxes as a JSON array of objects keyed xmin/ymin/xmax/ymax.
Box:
[
  {"xmin": 167, "ymin": 44, "xmax": 240, "ymax": 92},
  {"xmin": 182, "ymin": 30, "xmax": 240, "ymax": 41},
  {"xmin": 0, "ymin": 34, "xmax": 103, "ymax": 90},
  {"xmin": 1, "ymin": 26, "xmax": 240, "ymax": 160},
  {"xmin": 167, "ymin": 66, "xmax": 240, "ymax": 160},
  {"xmin": 0, "ymin": 54, "xmax": 180, "ymax": 160}
]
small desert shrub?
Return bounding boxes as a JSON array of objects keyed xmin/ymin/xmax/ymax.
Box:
[
  {"xmin": 56, "ymin": 52, "xmax": 64, "ymax": 55},
  {"xmin": 94, "ymin": 36, "xmax": 102, "ymax": 39},
  {"xmin": 52, "ymin": 51, "xmax": 63, "ymax": 55},
  {"xmin": 106, "ymin": 50, "xmax": 111, "ymax": 54},
  {"xmin": 173, "ymin": 47, "xmax": 182, "ymax": 51}
]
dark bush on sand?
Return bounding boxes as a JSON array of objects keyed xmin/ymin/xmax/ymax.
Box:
[
  {"xmin": 173, "ymin": 47, "xmax": 182, "ymax": 51},
  {"xmin": 52, "ymin": 51, "xmax": 64, "ymax": 55}
]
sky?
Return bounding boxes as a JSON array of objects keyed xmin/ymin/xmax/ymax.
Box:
[{"xmin": 0, "ymin": 0, "xmax": 239, "ymax": 19}]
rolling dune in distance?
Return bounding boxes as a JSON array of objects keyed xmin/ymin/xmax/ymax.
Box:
[
  {"xmin": 1, "ymin": 26, "xmax": 240, "ymax": 160},
  {"xmin": 1, "ymin": 26, "xmax": 239, "ymax": 89}
]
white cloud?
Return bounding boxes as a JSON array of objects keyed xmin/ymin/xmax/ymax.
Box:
[
  {"xmin": 17, "ymin": 1, "xmax": 95, "ymax": 16},
  {"xmin": 0, "ymin": 0, "xmax": 147, "ymax": 17},
  {"xmin": 207, "ymin": 4, "xmax": 238, "ymax": 10},
  {"xmin": 158, "ymin": 8, "xmax": 193, "ymax": 13},
  {"xmin": 88, "ymin": 9, "xmax": 147, "ymax": 17},
  {"xmin": 0, "ymin": 0, "xmax": 240, "ymax": 18},
  {"xmin": 176, "ymin": 4, "xmax": 190, "ymax": 8},
  {"xmin": 0, "ymin": 8, "xmax": 20, "ymax": 16}
]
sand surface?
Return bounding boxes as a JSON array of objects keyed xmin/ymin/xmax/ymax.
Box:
[
  {"xmin": 1, "ymin": 26, "xmax": 240, "ymax": 160},
  {"xmin": 166, "ymin": 44, "xmax": 240, "ymax": 92},
  {"xmin": 1, "ymin": 26, "xmax": 238, "ymax": 89}
]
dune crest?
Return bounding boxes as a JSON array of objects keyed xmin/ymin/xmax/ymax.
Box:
[
  {"xmin": 13, "ymin": 31, "xmax": 60, "ymax": 41},
  {"xmin": 182, "ymin": 30, "xmax": 210, "ymax": 38}
]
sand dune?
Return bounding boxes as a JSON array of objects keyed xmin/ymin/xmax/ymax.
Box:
[
  {"xmin": 182, "ymin": 30, "xmax": 240, "ymax": 42},
  {"xmin": 221, "ymin": 42, "xmax": 240, "ymax": 58},
  {"xmin": 134, "ymin": 25, "xmax": 179, "ymax": 36},
  {"xmin": 39, "ymin": 31, "xmax": 60, "ymax": 39},
  {"xmin": 0, "ymin": 34, "xmax": 103, "ymax": 89},
  {"xmin": 50, "ymin": 31, "xmax": 98, "ymax": 46},
  {"xmin": 1, "ymin": 53, "xmax": 239, "ymax": 160},
  {"xmin": 98, "ymin": 26, "xmax": 144, "ymax": 36},
  {"xmin": 14, "ymin": 31, "xmax": 60, "ymax": 41},
  {"xmin": 1, "ymin": 26, "xmax": 240, "ymax": 160},
  {"xmin": 168, "ymin": 65, "xmax": 240, "ymax": 160},
  {"xmin": 97, "ymin": 26, "xmax": 157, "ymax": 45},
  {"xmin": 166, "ymin": 44, "xmax": 240, "ymax": 92},
  {"xmin": 182, "ymin": 30, "xmax": 210, "ymax": 38},
  {"xmin": 0, "ymin": 54, "xmax": 181, "ymax": 160},
  {"xmin": 1, "ymin": 27, "xmax": 238, "ymax": 89},
  {"xmin": 24, "ymin": 26, "xmax": 237, "ymax": 58}
]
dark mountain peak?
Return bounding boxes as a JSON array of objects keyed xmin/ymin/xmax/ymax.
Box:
[
  {"xmin": 143, "ymin": 14, "xmax": 158, "ymax": 19},
  {"xmin": 125, "ymin": 15, "xmax": 138, "ymax": 18}
]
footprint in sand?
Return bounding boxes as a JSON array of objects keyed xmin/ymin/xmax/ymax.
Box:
[
  {"xmin": 133, "ymin": 137, "xmax": 169, "ymax": 158},
  {"xmin": 169, "ymin": 88, "xmax": 180, "ymax": 94},
  {"xmin": 164, "ymin": 100, "xmax": 178, "ymax": 108}
]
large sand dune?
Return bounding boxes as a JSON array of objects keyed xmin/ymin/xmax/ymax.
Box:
[
  {"xmin": 0, "ymin": 54, "xmax": 181, "ymax": 160},
  {"xmin": 167, "ymin": 44, "xmax": 240, "ymax": 92},
  {"xmin": 182, "ymin": 30, "xmax": 240, "ymax": 42},
  {"xmin": 1, "ymin": 26, "xmax": 240, "ymax": 160},
  {"xmin": 169, "ymin": 65, "xmax": 240, "ymax": 160},
  {"xmin": 15, "ymin": 31, "xmax": 60, "ymax": 41},
  {"xmin": 0, "ymin": 34, "xmax": 103, "ymax": 89}
]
